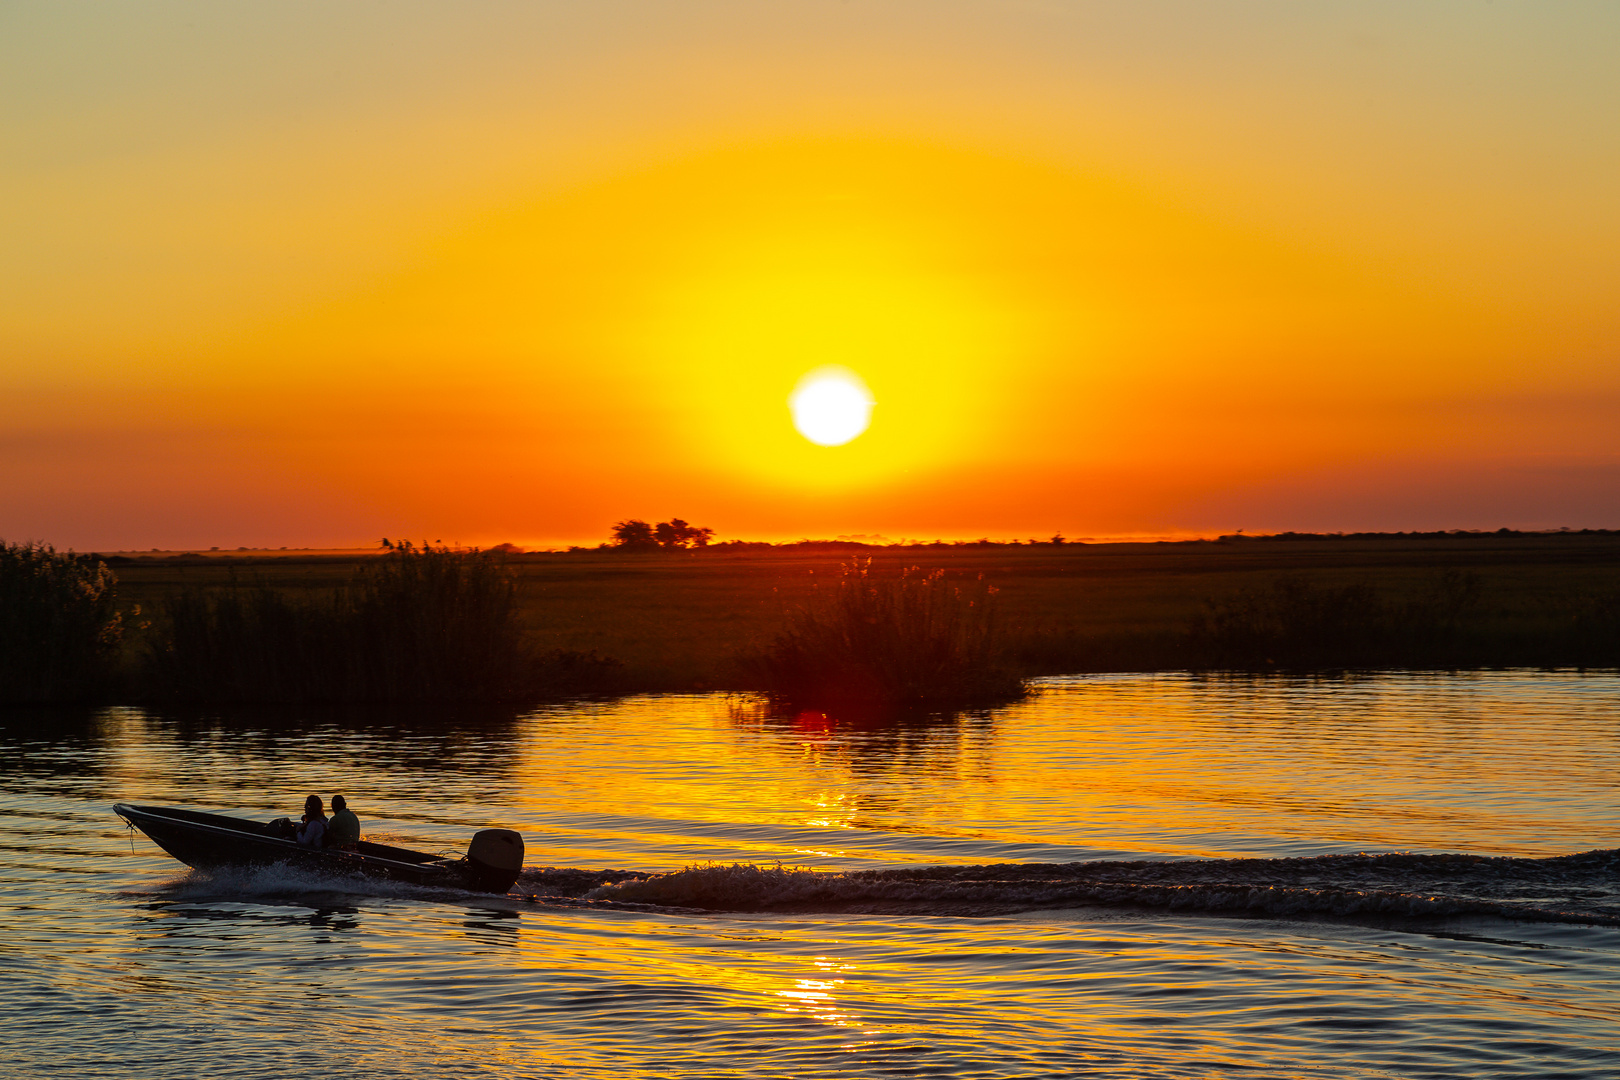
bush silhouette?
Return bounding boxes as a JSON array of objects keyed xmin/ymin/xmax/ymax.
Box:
[
  {"xmin": 0, "ymin": 541, "xmax": 125, "ymax": 703},
  {"xmin": 749, "ymin": 558, "xmax": 1024, "ymax": 714}
]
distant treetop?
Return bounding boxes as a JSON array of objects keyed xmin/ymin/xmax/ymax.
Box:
[{"xmin": 611, "ymin": 518, "xmax": 714, "ymax": 551}]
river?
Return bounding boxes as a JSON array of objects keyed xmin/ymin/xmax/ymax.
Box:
[{"xmin": 3, "ymin": 672, "xmax": 1617, "ymax": 1077}]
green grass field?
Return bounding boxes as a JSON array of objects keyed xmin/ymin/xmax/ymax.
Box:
[{"xmin": 104, "ymin": 533, "xmax": 1620, "ymax": 693}]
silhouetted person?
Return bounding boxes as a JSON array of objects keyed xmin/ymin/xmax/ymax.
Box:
[
  {"xmin": 295, "ymin": 794, "xmax": 327, "ymax": 848},
  {"xmin": 327, "ymin": 794, "xmax": 360, "ymax": 850}
]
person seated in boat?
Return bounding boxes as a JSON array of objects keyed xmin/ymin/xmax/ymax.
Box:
[
  {"xmin": 295, "ymin": 794, "xmax": 327, "ymax": 847},
  {"xmin": 326, "ymin": 794, "xmax": 360, "ymax": 851}
]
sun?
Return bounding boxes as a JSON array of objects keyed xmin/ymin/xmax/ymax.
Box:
[{"xmin": 789, "ymin": 367, "xmax": 874, "ymax": 446}]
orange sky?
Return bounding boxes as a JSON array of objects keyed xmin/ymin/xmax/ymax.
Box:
[{"xmin": 3, "ymin": 3, "xmax": 1618, "ymax": 549}]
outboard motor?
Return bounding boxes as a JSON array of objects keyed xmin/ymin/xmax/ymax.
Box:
[{"xmin": 465, "ymin": 829, "xmax": 524, "ymax": 893}]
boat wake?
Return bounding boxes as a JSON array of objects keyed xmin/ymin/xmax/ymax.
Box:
[
  {"xmin": 119, "ymin": 863, "xmax": 472, "ymax": 907},
  {"xmin": 516, "ymin": 849, "xmax": 1620, "ymax": 926}
]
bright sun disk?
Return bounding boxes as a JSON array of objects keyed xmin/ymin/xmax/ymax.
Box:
[{"xmin": 789, "ymin": 368, "xmax": 874, "ymax": 446}]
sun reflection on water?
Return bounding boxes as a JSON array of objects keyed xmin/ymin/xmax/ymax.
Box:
[
  {"xmin": 504, "ymin": 676, "xmax": 1620, "ymax": 871},
  {"xmin": 773, "ymin": 958, "xmax": 862, "ymax": 1029}
]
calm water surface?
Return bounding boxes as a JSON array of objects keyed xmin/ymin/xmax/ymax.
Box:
[{"xmin": 3, "ymin": 672, "xmax": 1618, "ymax": 1078}]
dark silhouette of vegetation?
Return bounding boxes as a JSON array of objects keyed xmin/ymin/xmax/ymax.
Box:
[
  {"xmin": 13, "ymin": 531, "xmax": 1620, "ymax": 706},
  {"xmin": 0, "ymin": 541, "xmax": 126, "ymax": 703},
  {"xmin": 1214, "ymin": 527, "xmax": 1616, "ymax": 542},
  {"xmin": 1184, "ymin": 571, "xmax": 1485, "ymax": 670},
  {"xmin": 144, "ymin": 542, "xmax": 619, "ymax": 703},
  {"xmin": 609, "ymin": 520, "xmax": 655, "ymax": 547},
  {"xmin": 1167, "ymin": 570, "xmax": 1620, "ymax": 672},
  {"xmin": 1564, "ymin": 591, "xmax": 1620, "ymax": 667},
  {"xmin": 610, "ymin": 518, "xmax": 714, "ymax": 550},
  {"xmin": 747, "ymin": 558, "xmax": 1025, "ymax": 715},
  {"xmin": 563, "ymin": 525, "xmax": 1620, "ymax": 555}
]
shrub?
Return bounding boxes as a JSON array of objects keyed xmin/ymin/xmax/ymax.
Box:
[
  {"xmin": 749, "ymin": 558, "xmax": 1024, "ymax": 714},
  {"xmin": 0, "ymin": 541, "xmax": 124, "ymax": 702}
]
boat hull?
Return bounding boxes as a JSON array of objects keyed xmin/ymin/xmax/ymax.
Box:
[{"xmin": 113, "ymin": 803, "xmax": 514, "ymax": 893}]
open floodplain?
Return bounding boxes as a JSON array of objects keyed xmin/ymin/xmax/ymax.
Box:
[{"xmin": 4, "ymin": 671, "xmax": 1618, "ymax": 1078}]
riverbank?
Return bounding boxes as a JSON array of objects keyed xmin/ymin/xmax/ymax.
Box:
[{"xmin": 101, "ymin": 532, "xmax": 1620, "ymax": 694}]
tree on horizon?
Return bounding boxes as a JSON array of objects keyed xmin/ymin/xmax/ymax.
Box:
[{"xmin": 611, "ymin": 518, "xmax": 714, "ymax": 550}]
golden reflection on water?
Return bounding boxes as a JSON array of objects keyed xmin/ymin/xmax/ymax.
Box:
[
  {"xmin": 82, "ymin": 674, "xmax": 1620, "ymax": 873},
  {"xmin": 506, "ymin": 675, "xmax": 1620, "ymax": 867},
  {"xmin": 8, "ymin": 678, "xmax": 1620, "ymax": 1079},
  {"xmin": 775, "ymin": 958, "xmax": 858, "ymax": 1028}
]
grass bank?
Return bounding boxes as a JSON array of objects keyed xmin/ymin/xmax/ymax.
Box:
[{"xmin": 46, "ymin": 531, "xmax": 1620, "ymax": 705}]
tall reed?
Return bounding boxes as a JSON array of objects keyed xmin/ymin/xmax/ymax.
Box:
[
  {"xmin": 0, "ymin": 541, "xmax": 124, "ymax": 703},
  {"xmin": 1185, "ymin": 571, "xmax": 1485, "ymax": 670},
  {"xmin": 751, "ymin": 558, "xmax": 1024, "ymax": 714},
  {"xmin": 146, "ymin": 543, "xmax": 546, "ymax": 703}
]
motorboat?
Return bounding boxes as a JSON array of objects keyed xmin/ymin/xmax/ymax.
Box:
[{"xmin": 114, "ymin": 802, "xmax": 524, "ymax": 894}]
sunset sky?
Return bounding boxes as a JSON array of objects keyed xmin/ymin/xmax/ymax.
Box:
[{"xmin": 4, "ymin": 2, "xmax": 1618, "ymax": 550}]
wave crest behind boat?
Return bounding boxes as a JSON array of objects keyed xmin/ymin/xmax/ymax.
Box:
[{"xmin": 555, "ymin": 850, "xmax": 1620, "ymax": 926}]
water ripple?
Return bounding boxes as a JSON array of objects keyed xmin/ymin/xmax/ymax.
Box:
[{"xmin": 2, "ymin": 672, "xmax": 1619, "ymax": 1078}]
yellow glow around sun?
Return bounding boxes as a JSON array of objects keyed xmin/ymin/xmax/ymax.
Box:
[
  {"xmin": 790, "ymin": 367, "xmax": 873, "ymax": 446},
  {"xmin": 302, "ymin": 139, "xmax": 1083, "ymax": 494},
  {"xmin": 648, "ymin": 237, "xmax": 1014, "ymax": 489},
  {"xmin": 598, "ymin": 139, "xmax": 1049, "ymax": 491}
]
